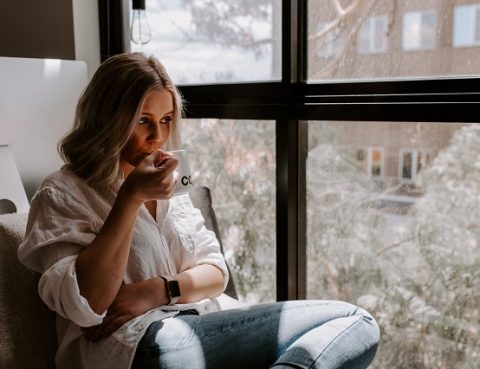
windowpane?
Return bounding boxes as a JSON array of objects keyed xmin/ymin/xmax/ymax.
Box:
[
  {"xmin": 182, "ymin": 119, "xmax": 276, "ymax": 303},
  {"xmin": 129, "ymin": 0, "xmax": 282, "ymax": 84},
  {"xmin": 306, "ymin": 121, "xmax": 480, "ymax": 368},
  {"xmin": 308, "ymin": 0, "xmax": 480, "ymax": 81}
]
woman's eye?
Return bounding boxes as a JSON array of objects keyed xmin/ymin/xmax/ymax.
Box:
[
  {"xmin": 138, "ymin": 117, "xmax": 149, "ymax": 125},
  {"xmin": 160, "ymin": 116, "xmax": 173, "ymax": 125}
]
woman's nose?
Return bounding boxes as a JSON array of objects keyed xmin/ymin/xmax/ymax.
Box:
[{"xmin": 148, "ymin": 122, "xmax": 164, "ymax": 143}]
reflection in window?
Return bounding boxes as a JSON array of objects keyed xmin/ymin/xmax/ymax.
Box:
[
  {"xmin": 453, "ymin": 4, "xmax": 480, "ymax": 47},
  {"xmin": 357, "ymin": 15, "xmax": 388, "ymax": 54},
  {"xmin": 403, "ymin": 10, "xmax": 437, "ymax": 50}
]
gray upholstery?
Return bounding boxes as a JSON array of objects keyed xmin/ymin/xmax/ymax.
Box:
[
  {"xmin": 0, "ymin": 186, "xmax": 236, "ymax": 369},
  {"xmin": 0, "ymin": 213, "xmax": 57, "ymax": 369}
]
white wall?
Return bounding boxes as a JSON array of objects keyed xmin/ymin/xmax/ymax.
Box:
[
  {"xmin": 72, "ymin": 0, "xmax": 101, "ymax": 79},
  {"xmin": 0, "ymin": 57, "xmax": 88, "ymax": 199}
]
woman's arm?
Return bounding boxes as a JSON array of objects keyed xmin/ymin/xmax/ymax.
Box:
[
  {"xmin": 76, "ymin": 152, "xmax": 178, "ymax": 315},
  {"xmin": 176, "ymin": 263, "xmax": 225, "ymax": 303},
  {"xmin": 83, "ymin": 264, "xmax": 224, "ymax": 341},
  {"xmin": 75, "ymin": 188, "xmax": 143, "ymax": 315}
]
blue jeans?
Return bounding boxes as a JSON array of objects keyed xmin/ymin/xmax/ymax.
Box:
[{"xmin": 131, "ymin": 300, "xmax": 380, "ymax": 369}]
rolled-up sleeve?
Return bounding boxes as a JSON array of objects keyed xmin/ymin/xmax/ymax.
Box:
[
  {"xmin": 39, "ymin": 255, "xmax": 106, "ymax": 327},
  {"xmin": 17, "ymin": 185, "xmax": 106, "ymax": 327},
  {"xmin": 188, "ymin": 202, "xmax": 229, "ymax": 292},
  {"xmin": 170, "ymin": 194, "xmax": 230, "ymax": 291},
  {"xmin": 194, "ymin": 223, "xmax": 229, "ymax": 291}
]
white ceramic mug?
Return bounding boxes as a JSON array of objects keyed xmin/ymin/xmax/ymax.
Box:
[{"xmin": 169, "ymin": 149, "xmax": 192, "ymax": 195}]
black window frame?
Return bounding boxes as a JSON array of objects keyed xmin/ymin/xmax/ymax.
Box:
[{"xmin": 99, "ymin": 0, "xmax": 480, "ymax": 302}]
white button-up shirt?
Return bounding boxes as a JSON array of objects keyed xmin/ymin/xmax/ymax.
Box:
[{"xmin": 17, "ymin": 169, "xmax": 229, "ymax": 369}]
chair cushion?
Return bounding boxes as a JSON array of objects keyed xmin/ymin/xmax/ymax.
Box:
[{"xmin": 0, "ymin": 213, "xmax": 57, "ymax": 369}]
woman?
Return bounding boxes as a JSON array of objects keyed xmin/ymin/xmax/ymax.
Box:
[{"xmin": 18, "ymin": 53, "xmax": 380, "ymax": 369}]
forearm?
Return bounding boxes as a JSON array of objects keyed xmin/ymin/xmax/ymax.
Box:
[
  {"xmin": 175, "ymin": 264, "xmax": 225, "ymax": 304},
  {"xmin": 76, "ymin": 186, "xmax": 143, "ymax": 314},
  {"xmin": 100, "ymin": 265, "xmax": 225, "ymax": 320}
]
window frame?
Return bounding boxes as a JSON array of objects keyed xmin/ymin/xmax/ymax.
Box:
[{"xmin": 99, "ymin": 0, "xmax": 480, "ymax": 301}]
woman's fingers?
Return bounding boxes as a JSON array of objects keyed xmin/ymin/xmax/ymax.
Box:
[
  {"xmin": 123, "ymin": 151, "xmax": 179, "ymax": 201},
  {"xmin": 156, "ymin": 156, "xmax": 178, "ymax": 175},
  {"xmin": 96, "ymin": 313, "xmax": 133, "ymax": 339},
  {"xmin": 84, "ymin": 311, "xmax": 130, "ymax": 342},
  {"xmin": 145, "ymin": 149, "xmax": 170, "ymax": 165}
]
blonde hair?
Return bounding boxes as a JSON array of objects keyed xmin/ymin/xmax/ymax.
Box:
[{"xmin": 59, "ymin": 53, "xmax": 182, "ymax": 188}]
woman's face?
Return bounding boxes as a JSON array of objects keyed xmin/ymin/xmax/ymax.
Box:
[{"xmin": 120, "ymin": 89, "xmax": 174, "ymax": 174}]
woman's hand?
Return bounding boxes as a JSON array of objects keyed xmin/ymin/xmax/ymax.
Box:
[
  {"xmin": 83, "ymin": 278, "xmax": 167, "ymax": 342},
  {"xmin": 121, "ymin": 150, "xmax": 178, "ymax": 203}
]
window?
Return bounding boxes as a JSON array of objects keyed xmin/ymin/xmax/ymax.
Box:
[
  {"xmin": 356, "ymin": 146, "xmax": 385, "ymax": 176},
  {"xmin": 368, "ymin": 147, "xmax": 384, "ymax": 176},
  {"xmin": 100, "ymin": 1, "xmax": 480, "ymax": 367},
  {"xmin": 306, "ymin": 122, "xmax": 478, "ymax": 368},
  {"xmin": 307, "ymin": 1, "xmax": 480, "ymax": 80},
  {"xmin": 403, "ymin": 10, "xmax": 437, "ymax": 50},
  {"xmin": 357, "ymin": 15, "xmax": 388, "ymax": 54},
  {"xmin": 314, "ymin": 22, "xmax": 345, "ymax": 58},
  {"xmin": 399, "ymin": 149, "xmax": 430, "ymax": 180},
  {"xmin": 453, "ymin": 4, "xmax": 480, "ymax": 47},
  {"xmin": 183, "ymin": 119, "xmax": 276, "ymax": 304},
  {"xmin": 129, "ymin": 0, "xmax": 282, "ymax": 84}
]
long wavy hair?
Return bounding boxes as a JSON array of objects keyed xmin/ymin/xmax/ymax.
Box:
[{"xmin": 59, "ymin": 53, "xmax": 182, "ymax": 188}]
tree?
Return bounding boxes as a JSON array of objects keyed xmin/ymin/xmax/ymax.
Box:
[
  {"xmin": 305, "ymin": 123, "xmax": 480, "ymax": 369},
  {"xmin": 182, "ymin": 119, "xmax": 276, "ymax": 303}
]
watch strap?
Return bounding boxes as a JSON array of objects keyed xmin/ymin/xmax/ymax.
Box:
[{"xmin": 160, "ymin": 275, "xmax": 180, "ymax": 305}]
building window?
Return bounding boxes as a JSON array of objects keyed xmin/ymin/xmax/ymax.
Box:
[
  {"xmin": 399, "ymin": 149, "xmax": 430, "ymax": 180},
  {"xmin": 356, "ymin": 147, "xmax": 384, "ymax": 176},
  {"xmin": 368, "ymin": 147, "xmax": 384, "ymax": 176},
  {"xmin": 453, "ymin": 4, "xmax": 480, "ymax": 47},
  {"xmin": 315, "ymin": 22, "xmax": 345, "ymax": 58},
  {"xmin": 357, "ymin": 15, "xmax": 388, "ymax": 54},
  {"xmin": 403, "ymin": 10, "xmax": 437, "ymax": 50}
]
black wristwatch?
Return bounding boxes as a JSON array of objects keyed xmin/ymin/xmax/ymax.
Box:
[{"xmin": 161, "ymin": 275, "xmax": 181, "ymax": 305}]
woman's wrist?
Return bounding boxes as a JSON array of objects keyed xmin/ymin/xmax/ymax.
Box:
[
  {"xmin": 151, "ymin": 277, "xmax": 170, "ymax": 307},
  {"xmin": 117, "ymin": 181, "xmax": 144, "ymax": 208}
]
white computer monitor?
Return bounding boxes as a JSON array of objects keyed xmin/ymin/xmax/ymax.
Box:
[{"xmin": 0, "ymin": 56, "xmax": 87, "ymax": 199}]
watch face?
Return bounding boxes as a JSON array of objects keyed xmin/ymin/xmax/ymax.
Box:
[{"xmin": 168, "ymin": 280, "xmax": 181, "ymax": 298}]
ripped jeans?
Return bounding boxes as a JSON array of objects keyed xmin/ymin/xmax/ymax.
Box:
[{"xmin": 131, "ymin": 300, "xmax": 380, "ymax": 369}]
